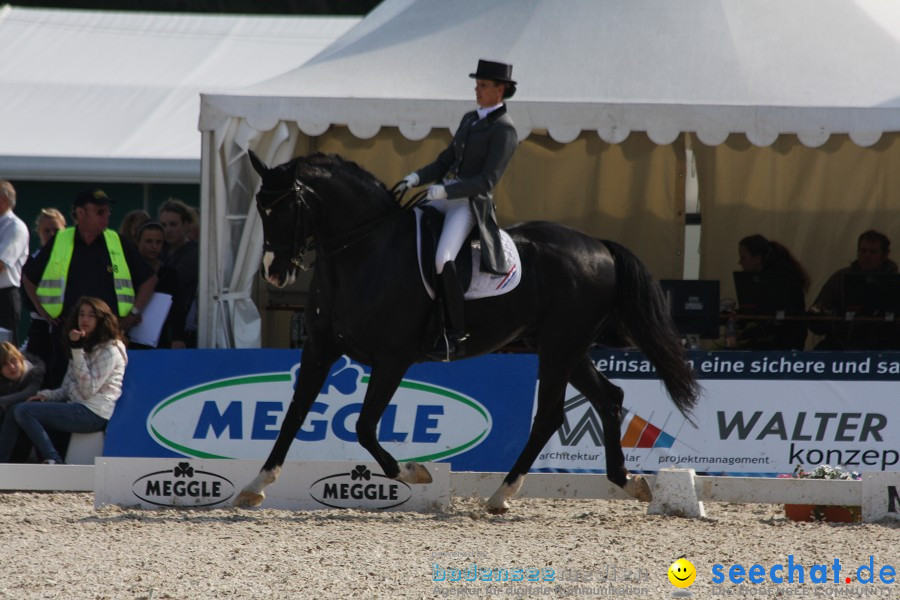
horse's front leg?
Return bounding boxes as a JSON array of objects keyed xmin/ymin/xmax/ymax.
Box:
[
  {"xmin": 355, "ymin": 363, "xmax": 432, "ymax": 484},
  {"xmin": 234, "ymin": 349, "xmax": 338, "ymax": 508}
]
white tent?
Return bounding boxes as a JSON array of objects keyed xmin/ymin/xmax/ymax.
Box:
[
  {"xmin": 0, "ymin": 5, "xmax": 360, "ymax": 182},
  {"xmin": 199, "ymin": 0, "xmax": 900, "ymax": 348}
]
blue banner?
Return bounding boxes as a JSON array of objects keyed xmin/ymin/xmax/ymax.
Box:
[
  {"xmin": 107, "ymin": 350, "xmax": 538, "ymax": 472},
  {"xmin": 106, "ymin": 349, "xmax": 900, "ymax": 476}
]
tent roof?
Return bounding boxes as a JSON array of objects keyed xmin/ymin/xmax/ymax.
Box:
[
  {"xmin": 0, "ymin": 6, "xmax": 360, "ymax": 182},
  {"xmin": 200, "ymin": 0, "xmax": 900, "ymax": 148}
]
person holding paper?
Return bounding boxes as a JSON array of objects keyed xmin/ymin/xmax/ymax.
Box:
[
  {"xmin": 158, "ymin": 200, "xmax": 198, "ymax": 348},
  {"xmin": 0, "ymin": 297, "xmax": 126, "ymax": 464},
  {"xmin": 132, "ymin": 221, "xmax": 186, "ymax": 349}
]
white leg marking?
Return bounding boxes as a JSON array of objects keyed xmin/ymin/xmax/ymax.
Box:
[
  {"xmin": 623, "ymin": 474, "xmax": 652, "ymax": 502},
  {"xmin": 234, "ymin": 466, "xmax": 282, "ymax": 508},
  {"xmin": 396, "ymin": 462, "xmax": 433, "ymax": 484},
  {"xmin": 486, "ymin": 475, "xmax": 525, "ymax": 514}
]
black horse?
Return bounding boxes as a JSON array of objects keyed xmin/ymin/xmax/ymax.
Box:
[{"xmin": 236, "ymin": 151, "xmax": 699, "ymax": 513}]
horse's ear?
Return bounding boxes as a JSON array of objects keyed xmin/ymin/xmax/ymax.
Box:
[{"xmin": 247, "ymin": 150, "xmax": 268, "ymax": 177}]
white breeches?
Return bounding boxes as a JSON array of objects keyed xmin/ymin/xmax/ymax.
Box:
[{"xmin": 429, "ymin": 198, "xmax": 476, "ymax": 274}]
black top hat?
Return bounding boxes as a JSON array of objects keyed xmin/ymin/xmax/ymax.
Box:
[
  {"xmin": 73, "ymin": 188, "xmax": 114, "ymax": 208},
  {"xmin": 469, "ymin": 59, "xmax": 516, "ymax": 85}
]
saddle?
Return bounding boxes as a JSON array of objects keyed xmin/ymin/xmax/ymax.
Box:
[{"xmin": 414, "ymin": 206, "xmax": 522, "ymax": 302}]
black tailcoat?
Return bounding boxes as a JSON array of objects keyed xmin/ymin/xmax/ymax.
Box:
[{"xmin": 415, "ymin": 105, "xmax": 517, "ymax": 274}]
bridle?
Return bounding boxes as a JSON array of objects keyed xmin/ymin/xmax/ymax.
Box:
[
  {"xmin": 257, "ymin": 163, "xmax": 422, "ymax": 273},
  {"xmin": 256, "ymin": 163, "xmax": 318, "ymax": 272}
]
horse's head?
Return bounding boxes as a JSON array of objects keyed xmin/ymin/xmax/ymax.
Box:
[
  {"xmin": 249, "ymin": 150, "xmax": 396, "ymax": 287},
  {"xmin": 249, "ymin": 150, "xmax": 312, "ymax": 288}
]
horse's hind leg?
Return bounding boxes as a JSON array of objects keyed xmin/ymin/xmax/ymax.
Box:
[
  {"xmin": 356, "ymin": 364, "xmax": 432, "ymax": 484},
  {"xmin": 569, "ymin": 355, "xmax": 651, "ymax": 501},
  {"xmin": 234, "ymin": 349, "xmax": 338, "ymax": 508},
  {"xmin": 486, "ymin": 362, "xmax": 568, "ymax": 514}
]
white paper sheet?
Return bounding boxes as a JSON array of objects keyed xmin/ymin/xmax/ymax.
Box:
[{"xmin": 127, "ymin": 292, "xmax": 173, "ymax": 348}]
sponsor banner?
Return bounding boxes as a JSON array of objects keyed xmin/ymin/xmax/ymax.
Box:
[
  {"xmin": 94, "ymin": 458, "xmax": 450, "ymax": 511},
  {"xmin": 534, "ymin": 350, "xmax": 900, "ymax": 475},
  {"xmin": 108, "ymin": 349, "xmax": 900, "ymax": 476},
  {"xmin": 106, "ymin": 350, "xmax": 536, "ymax": 472}
]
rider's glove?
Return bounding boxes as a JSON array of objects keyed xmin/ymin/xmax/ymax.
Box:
[
  {"xmin": 427, "ymin": 185, "xmax": 447, "ymax": 201},
  {"xmin": 404, "ymin": 172, "xmax": 420, "ymax": 188}
]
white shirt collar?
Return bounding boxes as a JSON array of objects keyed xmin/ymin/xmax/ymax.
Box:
[{"xmin": 476, "ymin": 103, "xmax": 504, "ymax": 121}]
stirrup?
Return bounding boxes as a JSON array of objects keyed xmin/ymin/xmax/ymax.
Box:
[{"xmin": 424, "ymin": 330, "xmax": 468, "ymax": 362}]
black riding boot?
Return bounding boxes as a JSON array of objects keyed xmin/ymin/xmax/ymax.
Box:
[{"xmin": 425, "ymin": 261, "xmax": 469, "ymax": 362}]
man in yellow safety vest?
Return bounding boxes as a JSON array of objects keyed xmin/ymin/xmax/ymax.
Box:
[{"xmin": 23, "ymin": 188, "xmax": 157, "ymax": 387}]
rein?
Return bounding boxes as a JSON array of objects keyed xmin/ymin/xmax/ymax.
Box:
[
  {"xmin": 259, "ymin": 165, "xmax": 419, "ymax": 270},
  {"xmin": 316, "ymin": 208, "xmax": 403, "ymax": 258},
  {"xmin": 316, "ymin": 186, "xmax": 427, "ymax": 258}
]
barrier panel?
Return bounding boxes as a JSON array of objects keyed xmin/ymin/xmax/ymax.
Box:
[
  {"xmin": 94, "ymin": 459, "xmax": 450, "ymax": 511},
  {"xmin": 105, "ymin": 349, "xmax": 900, "ymax": 477}
]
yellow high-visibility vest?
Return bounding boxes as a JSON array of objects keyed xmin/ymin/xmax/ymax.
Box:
[{"xmin": 36, "ymin": 228, "xmax": 135, "ymax": 318}]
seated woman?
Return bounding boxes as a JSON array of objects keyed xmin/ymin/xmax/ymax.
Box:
[
  {"xmin": 0, "ymin": 342, "xmax": 46, "ymax": 461},
  {"xmin": 0, "ymin": 297, "xmax": 126, "ymax": 464},
  {"xmin": 0, "ymin": 342, "xmax": 45, "ymax": 417},
  {"xmin": 736, "ymin": 234, "xmax": 810, "ymax": 350}
]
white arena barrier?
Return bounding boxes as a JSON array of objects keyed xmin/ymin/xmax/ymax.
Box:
[{"xmin": 0, "ymin": 463, "xmax": 896, "ymax": 522}]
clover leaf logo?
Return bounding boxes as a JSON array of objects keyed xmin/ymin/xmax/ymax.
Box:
[
  {"xmin": 350, "ymin": 465, "xmax": 371, "ymax": 481},
  {"xmin": 173, "ymin": 462, "xmax": 194, "ymax": 478}
]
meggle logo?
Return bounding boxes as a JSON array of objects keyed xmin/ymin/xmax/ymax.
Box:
[
  {"xmin": 132, "ymin": 462, "xmax": 235, "ymax": 507},
  {"xmin": 309, "ymin": 465, "xmax": 412, "ymax": 509},
  {"xmin": 147, "ymin": 358, "xmax": 492, "ymax": 461}
]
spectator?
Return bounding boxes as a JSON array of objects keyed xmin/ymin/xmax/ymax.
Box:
[
  {"xmin": 809, "ymin": 230, "xmax": 898, "ymax": 349},
  {"xmin": 133, "ymin": 221, "xmax": 186, "ymax": 348},
  {"xmin": 158, "ymin": 199, "xmax": 198, "ymax": 347},
  {"xmin": 118, "ymin": 209, "xmax": 151, "ymax": 245},
  {"xmin": 22, "ymin": 208, "xmax": 67, "ymax": 367},
  {"xmin": 186, "ymin": 205, "xmax": 200, "ymax": 242},
  {"xmin": 0, "ymin": 342, "xmax": 45, "ymax": 461},
  {"xmin": 33, "ymin": 208, "xmax": 67, "ymax": 249},
  {"xmin": 22, "ymin": 188, "xmax": 156, "ymax": 387},
  {"xmin": 735, "ymin": 235, "xmax": 810, "ymax": 350},
  {"xmin": 0, "ymin": 297, "xmax": 126, "ymax": 465},
  {"xmin": 0, "ymin": 181, "xmax": 30, "ymax": 346}
]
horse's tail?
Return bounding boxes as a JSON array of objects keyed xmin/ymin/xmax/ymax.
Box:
[{"xmin": 603, "ymin": 240, "xmax": 699, "ymax": 420}]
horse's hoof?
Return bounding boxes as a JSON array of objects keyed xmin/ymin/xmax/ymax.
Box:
[
  {"xmin": 234, "ymin": 490, "xmax": 265, "ymax": 508},
  {"xmin": 623, "ymin": 474, "xmax": 652, "ymax": 502},
  {"xmin": 398, "ymin": 462, "xmax": 433, "ymax": 484},
  {"xmin": 486, "ymin": 503, "xmax": 509, "ymax": 515}
]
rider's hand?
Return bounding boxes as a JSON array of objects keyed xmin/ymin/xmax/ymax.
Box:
[
  {"xmin": 427, "ymin": 185, "xmax": 447, "ymax": 201},
  {"xmin": 392, "ymin": 172, "xmax": 419, "ymax": 198}
]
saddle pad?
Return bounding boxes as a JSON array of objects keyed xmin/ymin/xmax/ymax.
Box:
[{"xmin": 415, "ymin": 207, "xmax": 522, "ymax": 301}]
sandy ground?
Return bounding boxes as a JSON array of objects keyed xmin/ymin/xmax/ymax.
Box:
[{"xmin": 0, "ymin": 492, "xmax": 896, "ymax": 599}]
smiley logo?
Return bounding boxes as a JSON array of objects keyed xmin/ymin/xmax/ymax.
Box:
[{"xmin": 668, "ymin": 557, "xmax": 696, "ymax": 588}]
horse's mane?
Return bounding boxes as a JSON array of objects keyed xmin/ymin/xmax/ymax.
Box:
[{"xmin": 300, "ymin": 153, "xmax": 394, "ymax": 207}]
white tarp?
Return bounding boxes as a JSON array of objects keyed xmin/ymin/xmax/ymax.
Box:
[
  {"xmin": 197, "ymin": 0, "xmax": 900, "ymax": 348},
  {"xmin": 0, "ymin": 6, "xmax": 360, "ymax": 182},
  {"xmin": 201, "ymin": 0, "xmax": 900, "ymax": 148}
]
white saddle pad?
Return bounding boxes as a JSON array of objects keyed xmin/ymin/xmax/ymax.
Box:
[{"xmin": 415, "ymin": 207, "xmax": 522, "ymax": 301}]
